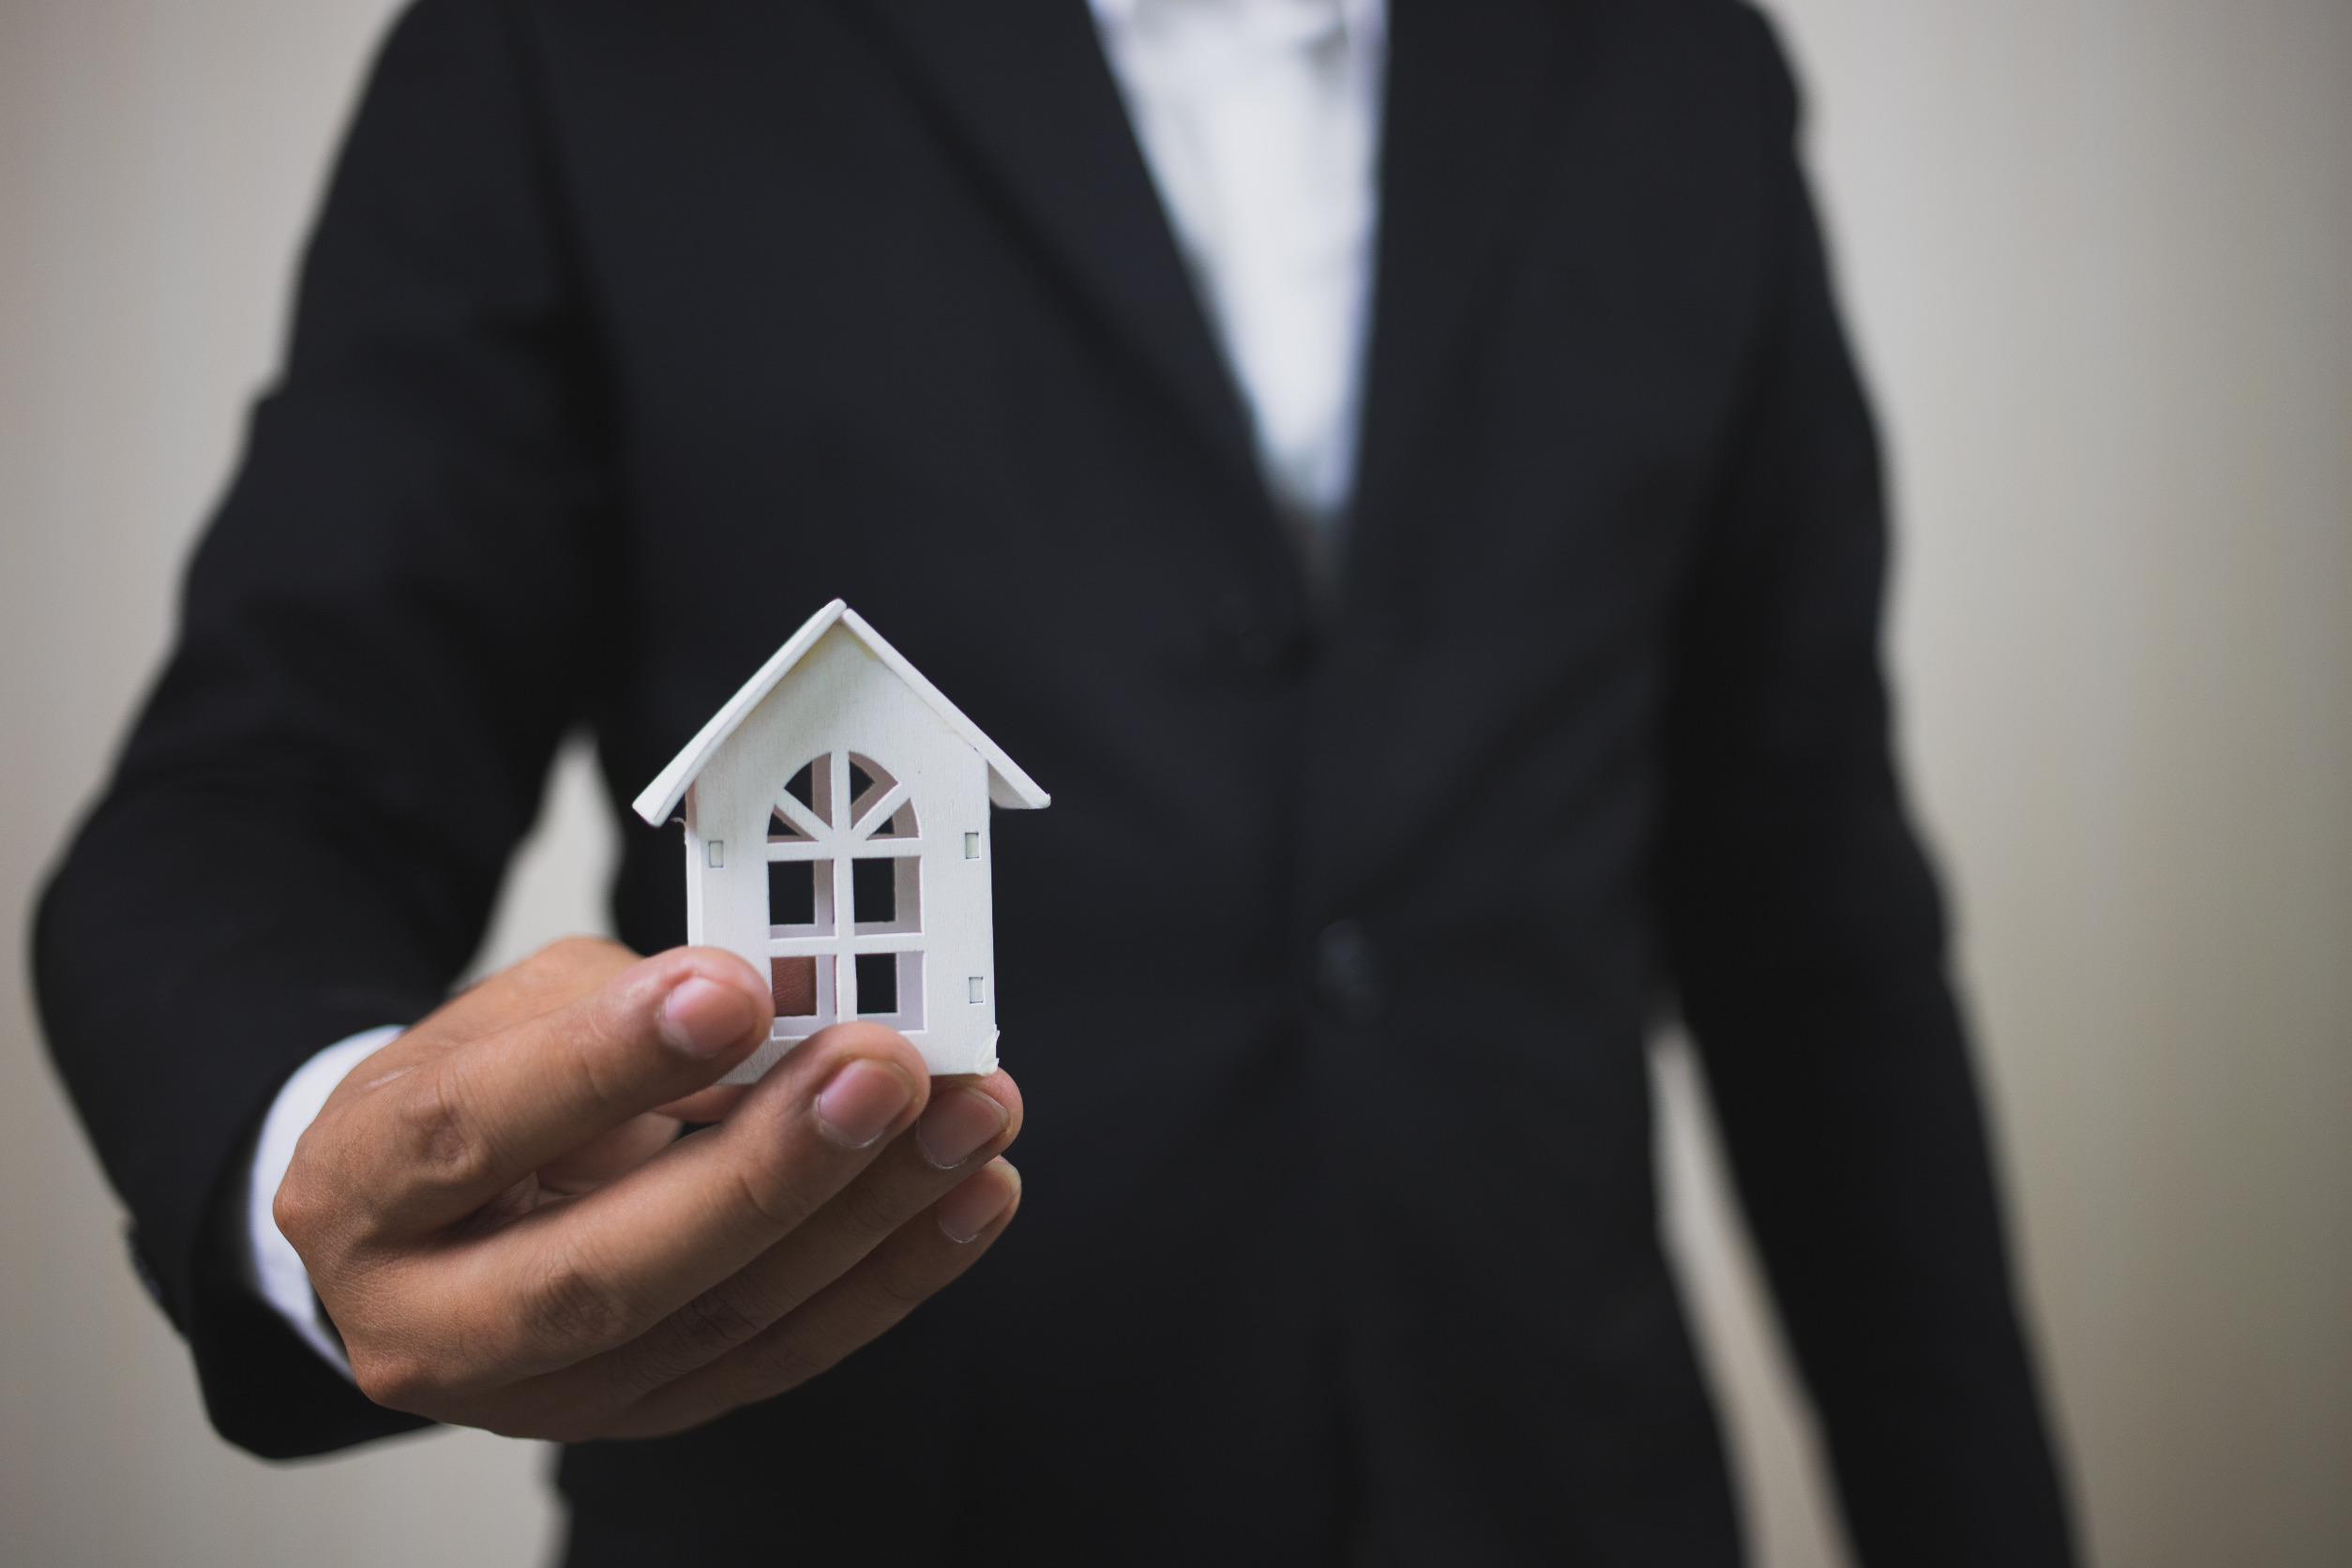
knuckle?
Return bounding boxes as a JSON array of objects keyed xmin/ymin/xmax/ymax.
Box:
[
  {"xmin": 572, "ymin": 1028, "xmax": 641, "ymax": 1114},
  {"xmin": 724, "ymin": 1137, "xmax": 818, "ymax": 1233},
  {"xmin": 349, "ymin": 1346, "xmax": 442, "ymax": 1413},
  {"xmin": 664, "ymin": 1289, "xmax": 769, "ymax": 1365},
  {"xmin": 273, "ymin": 1139, "xmax": 369, "ymax": 1256},
  {"xmin": 517, "ymin": 1250, "xmax": 634, "ymax": 1355},
  {"xmin": 830, "ymin": 1169, "xmax": 914, "ymax": 1240},
  {"xmin": 400, "ymin": 1064, "xmax": 503, "ymax": 1195},
  {"xmin": 270, "ymin": 1168, "xmax": 325, "ymax": 1250},
  {"xmin": 853, "ymin": 1251, "xmax": 941, "ymax": 1319}
]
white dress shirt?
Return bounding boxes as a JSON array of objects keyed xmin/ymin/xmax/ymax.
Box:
[
  {"xmin": 1092, "ymin": 0, "xmax": 1385, "ymax": 527},
  {"xmin": 243, "ymin": 0, "xmax": 1390, "ymax": 1363}
]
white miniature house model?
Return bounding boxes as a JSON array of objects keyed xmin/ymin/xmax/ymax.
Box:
[{"xmin": 632, "ymin": 600, "xmax": 1048, "ymax": 1082}]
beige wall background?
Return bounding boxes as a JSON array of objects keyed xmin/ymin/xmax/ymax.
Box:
[{"xmin": 2, "ymin": 1, "xmax": 2344, "ymax": 1563}]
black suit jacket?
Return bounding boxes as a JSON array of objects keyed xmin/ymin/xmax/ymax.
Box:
[{"xmin": 36, "ymin": 0, "xmax": 2073, "ymax": 1562}]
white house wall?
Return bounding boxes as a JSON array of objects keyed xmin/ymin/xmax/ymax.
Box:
[{"xmin": 685, "ymin": 625, "xmax": 1001, "ymax": 1081}]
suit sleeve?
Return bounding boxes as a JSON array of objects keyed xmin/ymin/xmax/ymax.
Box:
[
  {"xmin": 32, "ymin": 0, "xmax": 621, "ymax": 1458},
  {"xmin": 1655, "ymin": 12, "xmax": 2076, "ymax": 1564}
]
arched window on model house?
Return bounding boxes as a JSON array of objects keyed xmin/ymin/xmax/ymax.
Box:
[{"xmin": 763, "ymin": 751, "xmax": 925, "ymax": 1036}]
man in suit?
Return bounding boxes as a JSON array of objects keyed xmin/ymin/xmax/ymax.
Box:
[{"xmin": 36, "ymin": 0, "xmax": 2076, "ymax": 1561}]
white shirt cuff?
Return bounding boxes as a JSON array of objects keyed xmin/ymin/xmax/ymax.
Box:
[{"xmin": 242, "ymin": 1025, "xmax": 405, "ymax": 1378}]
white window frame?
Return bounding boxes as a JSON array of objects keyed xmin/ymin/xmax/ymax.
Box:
[{"xmin": 764, "ymin": 750, "xmax": 926, "ymax": 1037}]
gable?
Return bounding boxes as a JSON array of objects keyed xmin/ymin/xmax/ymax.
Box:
[{"xmin": 633, "ymin": 598, "xmax": 1050, "ymax": 825}]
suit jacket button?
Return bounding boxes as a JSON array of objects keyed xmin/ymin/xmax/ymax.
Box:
[{"xmin": 1314, "ymin": 919, "xmax": 1384, "ymax": 1023}]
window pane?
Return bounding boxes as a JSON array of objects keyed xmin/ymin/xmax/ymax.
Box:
[
  {"xmin": 771, "ymin": 957, "xmax": 819, "ymax": 1018},
  {"xmin": 852, "ymin": 857, "xmax": 896, "ymax": 924},
  {"xmin": 854, "ymin": 952, "xmax": 898, "ymax": 1015},
  {"xmin": 769, "ymin": 860, "xmax": 817, "ymax": 927},
  {"xmin": 781, "ymin": 758, "xmax": 834, "ymax": 828}
]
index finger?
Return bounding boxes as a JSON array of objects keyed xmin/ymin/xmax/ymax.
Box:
[
  {"xmin": 353, "ymin": 1021, "xmax": 937, "ymax": 1400},
  {"xmin": 420, "ymin": 936, "xmax": 641, "ymax": 1049},
  {"xmin": 298, "ymin": 947, "xmax": 773, "ymax": 1243}
]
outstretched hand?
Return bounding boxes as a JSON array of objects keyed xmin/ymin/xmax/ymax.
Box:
[{"xmin": 274, "ymin": 936, "xmax": 1022, "ymax": 1440}]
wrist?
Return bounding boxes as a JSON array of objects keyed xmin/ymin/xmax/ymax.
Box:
[{"xmin": 243, "ymin": 1025, "xmax": 405, "ymax": 1374}]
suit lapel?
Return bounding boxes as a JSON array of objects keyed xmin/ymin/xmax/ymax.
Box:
[
  {"xmin": 838, "ymin": 0, "xmax": 1584, "ymax": 611},
  {"xmin": 1349, "ymin": 0, "xmax": 1584, "ymax": 580},
  {"xmin": 845, "ymin": 0, "xmax": 1270, "ymax": 515}
]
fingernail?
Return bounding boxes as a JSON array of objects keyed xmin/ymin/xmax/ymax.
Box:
[
  {"xmin": 938, "ymin": 1160, "xmax": 1019, "ymax": 1244},
  {"xmin": 914, "ymin": 1086, "xmax": 1010, "ymax": 1169},
  {"xmin": 815, "ymin": 1060, "xmax": 915, "ymax": 1149},
  {"xmin": 659, "ymin": 976, "xmax": 754, "ymax": 1059}
]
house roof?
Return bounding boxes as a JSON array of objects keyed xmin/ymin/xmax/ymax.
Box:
[{"xmin": 631, "ymin": 598, "xmax": 1051, "ymax": 826}]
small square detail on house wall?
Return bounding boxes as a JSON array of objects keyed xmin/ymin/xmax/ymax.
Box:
[
  {"xmin": 708, "ymin": 839, "xmax": 724, "ymax": 867},
  {"xmin": 968, "ymin": 975, "xmax": 985, "ymax": 1003},
  {"xmin": 964, "ymin": 832, "xmax": 981, "ymax": 859}
]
